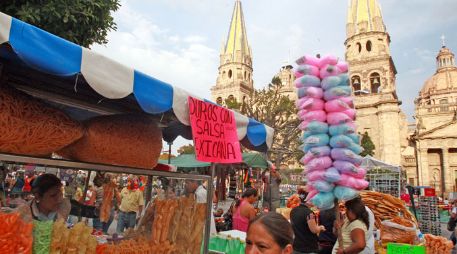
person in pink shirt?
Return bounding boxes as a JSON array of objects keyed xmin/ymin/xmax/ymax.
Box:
[{"xmin": 232, "ymin": 188, "xmax": 258, "ymax": 232}]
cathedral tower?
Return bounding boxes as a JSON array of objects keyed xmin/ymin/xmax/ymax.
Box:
[
  {"xmin": 345, "ymin": 0, "xmax": 408, "ymax": 166},
  {"xmin": 211, "ymin": 0, "xmax": 254, "ymax": 105}
]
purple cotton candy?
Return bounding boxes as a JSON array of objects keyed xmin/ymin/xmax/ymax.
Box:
[
  {"xmin": 299, "ymin": 110, "xmax": 327, "ymax": 122},
  {"xmin": 306, "ymin": 170, "xmax": 325, "ymax": 182},
  {"xmin": 333, "ymin": 161, "xmax": 366, "ymax": 178},
  {"xmin": 330, "ymin": 148, "xmax": 363, "ymax": 165},
  {"xmin": 305, "ymin": 156, "xmax": 333, "ymax": 172},
  {"xmin": 336, "ymin": 174, "xmax": 369, "ymax": 190}
]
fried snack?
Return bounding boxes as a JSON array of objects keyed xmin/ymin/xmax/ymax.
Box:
[
  {"xmin": 0, "ymin": 212, "xmax": 33, "ymax": 254},
  {"xmin": 380, "ymin": 218, "xmax": 416, "ymax": 244},
  {"xmin": 424, "ymin": 234, "xmax": 454, "ymax": 254},
  {"xmin": 49, "ymin": 220, "xmax": 96, "ymax": 254},
  {"xmin": 100, "ymin": 182, "xmax": 116, "ymax": 222},
  {"xmin": 57, "ymin": 114, "xmax": 162, "ymax": 169},
  {"xmin": 0, "ymin": 85, "xmax": 84, "ymax": 156},
  {"xmin": 360, "ymin": 191, "xmax": 418, "ymax": 229}
]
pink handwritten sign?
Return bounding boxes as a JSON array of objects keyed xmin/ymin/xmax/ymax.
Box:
[{"xmin": 188, "ymin": 97, "xmax": 242, "ymax": 163}]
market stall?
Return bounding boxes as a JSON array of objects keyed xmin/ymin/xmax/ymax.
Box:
[
  {"xmin": 0, "ymin": 11, "xmax": 274, "ymax": 254},
  {"xmin": 361, "ymin": 156, "xmax": 402, "ymax": 198}
]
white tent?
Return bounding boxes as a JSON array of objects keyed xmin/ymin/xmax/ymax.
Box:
[{"xmin": 361, "ymin": 156, "xmax": 402, "ymax": 197}]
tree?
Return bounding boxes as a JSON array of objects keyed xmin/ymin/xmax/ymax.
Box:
[
  {"xmin": 360, "ymin": 131, "xmax": 375, "ymax": 157},
  {"xmin": 177, "ymin": 144, "xmax": 195, "ymax": 155},
  {"xmin": 224, "ymin": 97, "xmax": 242, "ymax": 110},
  {"xmin": 241, "ymin": 76, "xmax": 301, "ymax": 168},
  {"xmin": 1, "ymin": 0, "xmax": 121, "ymax": 47}
]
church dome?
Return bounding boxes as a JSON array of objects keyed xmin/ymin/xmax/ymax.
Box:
[{"xmin": 419, "ymin": 46, "xmax": 457, "ymax": 97}]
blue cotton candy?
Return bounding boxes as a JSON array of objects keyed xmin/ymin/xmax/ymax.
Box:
[
  {"xmin": 311, "ymin": 192, "xmax": 335, "ymax": 210},
  {"xmin": 323, "ymin": 86, "xmax": 352, "ymax": 101},
  {"xmin": 321, "ymin": 76, "xmax": 341, "ymax": 90},
  {"xmin": 330, "ymin": 135, "xmax": 356, "ymax": 148},
  {"xmin": 313, "ymin": 180, "xmax": 335, "ymax": 192},
  {"xmin": 294, "ymin": 75, "xmax": 321, "ymax": 88},
  {"xmin": 302, "ymin": 134, "xmax": 330, "ymax": 152},
  {"xmin": 334, "ymin": 186, "xmax": 359, "ymax": 201},
  {"xmin": 329, "ymin": 123, "xmax": 356, "ymax": 136},
  {"xmin": 346, "ymin": 133, "xmax": 360, "ymax": 143},
  {"xmin": 302, "ymin": 121, "xmax": 329, "ymax": 134},
  {"xmin": 324, "ymin": 167, "xmax": 341, "ymax": 183}
]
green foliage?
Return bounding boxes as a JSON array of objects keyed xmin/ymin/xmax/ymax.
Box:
[
  {"xmin": 360, "ymin": 131, "xmax": 375, "ymax": 157},
  {"xmin": 241, "ymin": 77, "xmax": 301, "ymax": 167},
  {"xmin": 1, "ymin": 0, "xmax": 121, "ymax": 47},
  {"xmin": 224, "ymin": 96, "xmax": 242, "ymax": 110},
  {"xmin": 177, "ymin": 144, "xmax": 195, "ymax": 154}
]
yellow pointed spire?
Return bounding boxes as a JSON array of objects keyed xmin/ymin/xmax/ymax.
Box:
[
  {"xmin": 347, "ymin": 0, "xmax": 385, "ymax": 37},
  {"xmin": 224, "ymin": 0, "xmax": 251, "ymax": 57}
]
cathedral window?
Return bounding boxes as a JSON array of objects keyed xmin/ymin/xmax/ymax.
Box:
[
  {"xmin": 356, "ymin": 43, "xmax": 362, "ymax": 53},
  {"xmin": 223, "ymin": 71, "xmax": 226, "ymax": 78},
  {"xmin": 439, "ymin": 99, "xmax": 449, "ymax": 112},
  {"xmin": 351, "ymin": 76, "xmax": 361, "ymax": 95},
  {"xmin": 228, "ymin": 70, "xmax": 233, "ymax": 79},
  {"xmin": 244, "ymin": 71, "xmax": 247, "ymax": 80},
  {"xmin": 366, "ymin": 40, "xmax": 372, "ymax": 52},
  {"xmin": 370, "ymin": 73, "xmax": 381, "ymax": 93}
]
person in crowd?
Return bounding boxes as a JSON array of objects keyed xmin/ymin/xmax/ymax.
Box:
[
  {"xmin": 364, "ymin": 206, "xmax": 375, "ymax": 253},
  {"xmin": 290, "ymin": 187, "xmax": 326, "ymax": 254},
  {"xmin": 447, "ymin": 200, "xmax": 457, "ymax": 244},
  {"xmin": 245, "ymin": 212, "xmax": 294, "ymax": 254},
  {"xmin": 232, "ymin": 188, "xmax": 258, "ymax": 232},
  {"xmin": 92, "ymin": 175, "xmax": 105, "ymax": 232},
  {"xmin": 333, "ymin": 196, "xmax": 369, "ymax": 254},
  {"xmin": 262, "ymin": 162, "xmax": 282, "ymax": 212},
  {"xmin": 22, "ymin": 171, "xmax": 36, "ymax": 195},
  {"xmin": 116, "ymin": 178, "xmax": 144, "ymax": 234},
  {"xmin": 16, "ymin": 173, "xmax": 70, "ymax": 221},
  {"xmin": 11, "ymin": 170, "xmax": 25, "ymax": 197},
  {"xmin": 318, "ymin": 203, "xmax": 338, "ymax": 254},
  {"xmin": 0, "ymin": 166, "xmax": 7, "ymax": 207}
]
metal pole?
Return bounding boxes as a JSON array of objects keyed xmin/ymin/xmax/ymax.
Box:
[
  {"xmin": 203, "ymin": 163, "xmax": 216, "ymax": 254},
  {"xmin": 168, "ymin": 142, "xmax": 172, "ymax": 164},
  {"xmin": 79, "ymin": 169, "xmax": 92, "ymax": 221}
]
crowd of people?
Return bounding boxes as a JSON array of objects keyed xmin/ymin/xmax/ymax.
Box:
[{"xmin": 232, "ymin": 186, "xmax": 377, "ymax": 254}]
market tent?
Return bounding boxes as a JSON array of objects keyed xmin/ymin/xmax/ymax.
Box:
[
  {"xmin": 0, "ymin": 12, "xmax": 273, "ymax": 152},
  {"xmin": 361, "ymin": 156, "xmax": 401, "ymax": 172},
  {"xmin": 159, "ymin": 153, "xmax": 268, "ymax": 169}
]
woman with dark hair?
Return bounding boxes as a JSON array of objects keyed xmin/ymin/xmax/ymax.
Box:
[
  {"xmin": 245, "ymin": 212, "xmax": 294, "ymax": 254},
  {"xmin": 17, "ymin": 173, "xmax": 70, "ymax": 222},
  {"xmin": 290, "ymin": 187, "xmax": 325, "ymax": 254},
  {"xmin": 232, "ymin": 188, "xmax": 258, "ymax": 232},
  {"xmin": 332, "ymin": 196, "xmax": 369, "ymax": 254}
]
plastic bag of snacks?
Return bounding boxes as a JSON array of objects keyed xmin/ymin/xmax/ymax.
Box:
[{"xmin": 380, "ymin": 217, "xmax": 416, "ymax": 244}]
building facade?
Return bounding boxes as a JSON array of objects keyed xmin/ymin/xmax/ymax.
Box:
[
  {"xmin": 412, "ymin": 45, "xmax": 457, "ymax": 194},
  {"xmin": 211, "ymin": 0, "xmax": 254, "ymax": 105},
  {"xmin": 345, "ymin": 0, "xmax": 409, "ymax": 167}
]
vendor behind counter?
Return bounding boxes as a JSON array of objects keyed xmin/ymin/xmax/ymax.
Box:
[{"xmin": 16, "ymin": 173, "xmax": 70, "ymax": 222}]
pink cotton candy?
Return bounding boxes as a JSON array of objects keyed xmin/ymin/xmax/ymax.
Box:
[
  {"xmin": 320, "ymin": 64, "xmax": 342, "ymax": 79},
  {"xmin": 299, "ymin": 110, "xmax": 327, "ymax": 122},
  {"xmin": 294, "ymin": 64, "xmax": 320, "ymax": 78},
  {"xmin": 296, "ymin": 55, "xmax": 321, "ymax": 66},
  {"xmin": 297, "ymin": 87, "xmax": 324, "ymax": 99},
  {"xmin": 306, "ymin": 170, "xmax": 325, "ymax": 182},
  {"xmin": 305, "ymin": 156, "xmax": 332, "ymax": 172},
  {"xmin": 318, "ymin": 55, "xmax": 339, "ymax": 68},
  {"xmin": 341, "ymin": 108, "xmax": 356, "ymax": 119},
  {"xmin": 336, "ymin": 61, "xmax": 349, "ymax": 73},
  {"xmin": 306, "ymin": 189, "xmax": 319, "ymax": 201},
  {"xmin": 325, "ymin": 99, "xmax": 352, "ymax": 112},
  {"xmin": 327, "ymin": 112, "xmax": 352, "ymax": 125},
  {"xmin": 301, "ymin": 146, "xmax": 331, "ymax": 164},
  {"xmin": 297, "ymin": 98, "xmax": 325, "ymax": 111},
  {"xmin": 336, "ymin": 174, "xmax": 369, "ymax": 190}
]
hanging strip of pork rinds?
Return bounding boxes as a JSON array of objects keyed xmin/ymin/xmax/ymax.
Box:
[{"xmin": 160, "ymin": 200, "xmax": 178, "ymax": 243}]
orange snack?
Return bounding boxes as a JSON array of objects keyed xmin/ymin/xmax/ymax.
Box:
[{"xmin": 0, "ymin": 212, "xmax": 33, "ymax": 254}]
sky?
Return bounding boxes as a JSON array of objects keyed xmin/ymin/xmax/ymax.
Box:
[{"xmin": 91, "ymin": 0, "xmax": 457, "ymax": 153}]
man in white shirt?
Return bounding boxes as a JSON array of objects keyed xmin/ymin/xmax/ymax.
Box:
[{"xmin": 185, "ymin": 180, "xmax": 216, "ymax": 234}]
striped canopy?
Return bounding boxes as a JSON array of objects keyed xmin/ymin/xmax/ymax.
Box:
[{"xmin": 0, "ymin": 12, "xmax": 274, "ymax": 152}]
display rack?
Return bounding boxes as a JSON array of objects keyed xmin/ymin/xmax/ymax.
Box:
[
  {"xmin": 361, "ymin": 156, "xmax": 402, "ymax": 198},
  {"xmin": 417, "ymin": 196, "xmax": 441, "ymax": 235}
]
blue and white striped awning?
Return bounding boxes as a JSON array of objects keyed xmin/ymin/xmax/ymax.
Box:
[{"xmin": 0, "ymin": 12, "xmax": 274, "ymax": 151}]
